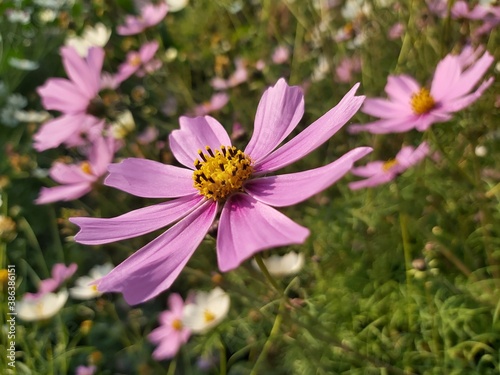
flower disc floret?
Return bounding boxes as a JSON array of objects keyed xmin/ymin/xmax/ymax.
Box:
[
  {"xmin": 382, "ymin": 159, "xmax": 398, "ymax": 172},
  {"xmin": 193, "ymin": 145, "xmax": 253, "ymax": 201},
  {"xmin": 411, "ymin": 88, "xmax": 435, "ymax": 115}
]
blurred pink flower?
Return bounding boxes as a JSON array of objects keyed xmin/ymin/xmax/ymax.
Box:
[
  {"xmin": 388, "ymin": 22, "xmax": 404, "ymax": 40},
  {"xmin": 115, "ymin": 41, "xmax": 161, "ymax": 83},
  {"xmin": 117, "ymin": 2, "xmax": 168, "ymax": 35},
  {"xmin": 25, "ymin": 263, "xmax": 77, "ymax": 300},
  {"xmin": 272, "ymin": 45, "xmax": 290, "ymax": 64},
  {"xmin": 210, "ymin": 58, "xmax": 248, "ymax": 90},
  {"xmin": 451, "ymin": 1, "xmax": 489, "ymax": 19},
  {"xmin": 70, "ymin": 78, "xmax": 371, "ymax": 305},
  {"xmin": 148, "ymin": 293, "xmax": 191, "ymax": 360},
  {"xmin": 36, "ymin": 136, "xmax": 116, "ymax": 204},
  {"xmin": 35, "ymin": 47, "xmax": 106, "ymax": 151},
  {"xmin": 474, "ymin": 6, "xmax": 500, "ymax": 36},
  {"xmin": 349, "ymin": 142, "xmax": 430, "ymax": 190},
  {"xmin": 75, "ymin": 365, "xmax": 96, "ymax": 375},
  {"xmin": 349, "ymin": 47, "xmax": 494, "ymax": 134},
  {"xmin": 335, "ymin": 55, "xmax": 361, "ymax": 83},
  {"xmin": 190, "ymin": 92, "xmax": 230, "ymax": 116}
]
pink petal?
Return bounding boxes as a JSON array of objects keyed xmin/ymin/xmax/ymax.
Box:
[
  {"xmin": 169, "ymin": 116, "xmax": 232, "ymax": 169},
  {"xmin": 362, "ymin": 98, "xmax": 411, "ymax": 118},
  {"xmin": 254, "ymin": 84, "xmax": 364, "ymax": 173},
  {"xmin": 139, "ymin": 41, "xmax": 159, "ymax": 62},
  {"xmin": 35, "ymin": 183, "xmax": 92, "ymax": 204},
  {"xmin": 37, "ymin": 78, "xmax": 89, "ymax": 113},
  {"xmin": 397, "ymin": 142, "xmax": 430, "ymax": 170},
  {"xmin": 49, "ymin": 162, "xmax": 93, "ymax": 184},
  {"xmin": 350, "ymin": 161, "xmax": 386, "ymax": 177},
  {"xmin": 442, "ymin": 77, "xmax": 494, "ymax": 113},
  {"xmin": 51, "ymin": 263, "xmax": 78, "ymax": 284},
  {"xmin": 34, "ymin": 114, "xmax": 101, "ymax": 151},
  {"xmin": 60, "ymin": 46, "xmax": 102, "ymax": 98},
  {"xmin": 445, "ymin": 52, "xmax": 494, "ymax": 101},
  {"xmin": 348, "ymin": 115, "xmax": 419, "ymax": 134},
  {"xmin": 348, "ymin": 172, "xmax": 395, "ymax": 190},
  {"xmin": 430, "ymin": 55, "xmax": 462, "ymax": 102},
  {"xmin": 88, "ymin": 136, "xmax": 115, "ymax": 177},
  {"xmin": 105, "ymin": 158, "xmax": 196, "ymax": 198},
  {"xmin": 244, "ymin": 78, "xmax": 304, "ymax": 162},
  {"xmin": 70, "ymin": 194, "xmax": 204, "ymax": 245},
  {"xmin": 217, "ymin": 194, "xmax": 310, "ymax": 272},
  {"xmin": 385, "ymin": 75, "xmax": 420, "ymax": 104},
  {"xmin": 97, "ymin": 201, "xmax": 217, "ymax": 305},
  {"xmin": 246, "ymin": 147, "xmax": 372, "ymax": 207}
]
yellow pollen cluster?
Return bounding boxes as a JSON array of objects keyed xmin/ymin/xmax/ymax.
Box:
[
  {"xmin": 171, "ymin": 318, "xmax": 183, "ymax": 331},
  {"xmin": 411, "ymin": 88, "xmax": 435, "ymax": 115},
  {"xmin": 382, "ymin": 159, "xmax": 398, "ymax": 172},
  {"xmin": 193, "ymin": 145, "xmax": 253, "ymax": 201},
  {"xmin": 80, "ymin": 161, "xmax": 93, "ymax": 175},
  {"xmin": 203, "ymin": 310, "xmax": 216, "ymax": 323},
  {"xmin": 129, "ymin": 53, "xmax": 142, "ymax": 67}
]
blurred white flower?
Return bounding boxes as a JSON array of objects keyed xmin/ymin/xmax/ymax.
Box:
[
  {"xmin": 475, "ymin": 145, "xmax": 487, "ymax": 157},
  {"xmin": 6, "ymin": 9, "xmax": 31, "ymax": 24},
  {"xmin": 14, "ymin": 110, "xmax": 51, "ymax": 123},
  {"xmin": 252, "ymin": 251, "xmax": 305, "ymax": 277},
  {"xmin": 37, "ymin": 9, "xmax": 57, "ymax": 23},
  {"xmin": 18, "ymin": 290, "xmax": 68, "ymax": 321},
  {"xmin": 110, "ymin": 111, "xmax": 135, "ymax": 139},
  {"xmin": 9, "ymin": 58, "xmax": 39, "ymax": 71},
  {"xmin": 166, "ymin": 0, "xmax": 189, "ymax": 12},
  {"xmin": 182, "ymin": 287, "xmax": 230, "ymax": 333},
  {"xmin": 65, "ymin": 23, "xmax": 111, "ymax": 57},
  {"xmin": 69, "ymin": 263, "xmax": 113, "ymax": 300}
]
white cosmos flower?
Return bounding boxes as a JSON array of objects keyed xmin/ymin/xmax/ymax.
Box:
[
  {"xmin": 18, "ymin": 290, "xmax": 68, "ymax": 321},
  {"xmin": 65, "ymin": 23, "xmax": 111, "ymax": 57},
  {"xmin": 69, "ymin": 263, "xmax": 113, "ymax": 300},
  {"xmin": 182, "ymin": 287, "xmax": 230, "ymax": 333},
  {"xmin": 252, "ymin": 251, "xmax": 305, "ymax": 277},
  {"xmin": 165, "ymin": 0, "xmax": 189, "ymax": 12},
  {"xmin": 110, "ymin": 111, "xmax": 136, "ymax": 139}
]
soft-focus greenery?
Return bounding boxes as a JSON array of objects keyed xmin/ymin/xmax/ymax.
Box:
[{"xmin": 1, "ymin": 0, "xmax": 499, "ymax": 374}]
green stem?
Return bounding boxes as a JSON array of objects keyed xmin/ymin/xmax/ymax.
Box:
[
  {"xmin": 254, "ymin": 253, "xmax": 282, "ymax": 295},
  {"xmin": 218, "ymin": 337, "xmax": 227, "ymax": 375},
  {"xmin": 250, "ymin": 298, "xmax": 285, "ymax": 375}
]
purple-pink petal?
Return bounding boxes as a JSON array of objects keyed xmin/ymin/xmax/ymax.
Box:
[
  {"xmin": 430, "ymin": 55, "xmax": 462, "ymax": 102},
  {"xmin": 97, "ymin": 201, "xmax": 217, "ymax": 305},
  {"xmin": 244, "ymin": 78, "xmax": 304, "ymax": 162},
  {"xmin": 348, "ymin": 172, "xmax": 395, "ymax": 190},
  {"xmin": 385, "ymin": 75, "xmax": 420, "ymax": 104},
  {"xmin": 49, "ymin": 163, "xmax": 94, "ymax": 185},
  {"xmin": 362, "ymin": 98, "xmax": 410, "ymax": 118},
  {"xmin": 35, "ymin": 183, "xmax": 92, "ymax": 204},
  {"xmin": 254, "ymin": 83, "xmax": 364, "ymax": 173},
  {"xmin": 444, "ymin": 77, "xmax": 494, "ymax": 113},
  {"xmin": 70, "ymin": 194, "xmax": 204, "ymax": 245},
  {"xmin": 348, "ymin": 115, "xmax": 419, "ymax": 134},
  {"xmin": 217, "ymin": 194, "xmax": 310, "ymax": 272},
  {"xmin": 245, "ymin": 147, "xmax": 372, "ymax": 207},
  {"xmin": 37, "ymin": 78, "xmax": 89, "ymax": 113},
  {"xmin": 105, "ymin": 158, "xmax": 196, "ymax": 198},
  {"xmin": 60, "ymin": 46, "xmax": 102, "ymax": 99},
  {"xmin": 169, "ymin": 116, "xmax": 232, "ymax": 169}
]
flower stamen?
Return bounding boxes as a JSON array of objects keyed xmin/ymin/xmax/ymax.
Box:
[
  {"xmin": 193, "ymin": 145, "xmax": 253, "ymax": 201},
  {"xmin": 411, "ymin": 88, "xmax": 435, "ymax": 115},
  {"xmin": 382, "ymin": 159, "xmax": 398, "ymax": 172}
]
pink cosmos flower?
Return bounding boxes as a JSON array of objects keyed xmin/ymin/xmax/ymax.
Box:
[
  {"xmin": 335, "ymin": 55, "xmax": 361, "ymax": 83},
  {"xmin": 349, "ymin": 48, "xmax": 494, "ymax": 134},
  {"xmin": 117, "ymin": 2, "xmax": 168, "ymax": 36},
  {"xmin": 451, "ymin": 1, "xmax": 489, "ymax": 20},
  {"xmin": 190, "ymin": 93, "xmax": 230, "ymax": 116},
  {"xmin": 474, "ymin": 6, "xmax": 500, "ymax": 37},
  {"xmin": 388, "ymin": 22, "xmax": 404, "ymax": 40},
  {"xmin": 35, "ymin": 47, "xmax": 106, "ymax": 151},
  {"xmin": 36, "ymin": 136, "xmax": 116, "ymax": 204},
  {"xmin": 148, "ymin": 293, "xmax": 191, "ymax": 360},
  {"xmin": 25, "ymin": 263, "xmax": 77, "ymax": 300},
  {"xmin": 210, "ymin": 59, "xmax": 248, "ymax": 90},
  {"xmin": 349, "ymin": 142, "xmax": 430, "ymax": 190},
  {"xmin": 75, "ymin": 365, "xmax": 96, "ymax": 375},
  {"xmin": 115, "ymin": 41, "xmax": 161, "ymax": 84},
  {"xmin": 69, "ymin": 78, "xmax": 372, "ymax": 305},
  {"xmin": 272, "ymin": 45, "xmax": 290, "ymax": 65}
]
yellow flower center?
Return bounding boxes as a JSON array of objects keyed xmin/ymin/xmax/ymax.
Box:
[
  {"xmin": 193, "ymin": 145, "xmax": 253, "ymax": 201},
  {"xmin": 171, "ymin": 318, "xmax": 183, "ymax": 331},
  {"xmin": 129, "ymin": 53, "xmax": 142, "ymax": 67},
  {"xmin": 410, "ymin": 88, "xmax": 435, "ymax": 115},
  {"xmin": 80, "ymin": 161, "xmax": 93, "ymax": 175},
  {"xmin": 382, "ymin": 159, "xmax": 398, "ymax": 172},
  {"xmin": 203, "ymin": 310, "xmax": 216, "ymax": 323},
  {"xmin": 91, "ymin": 284, "xmax": 99, "ymax": 292}
]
